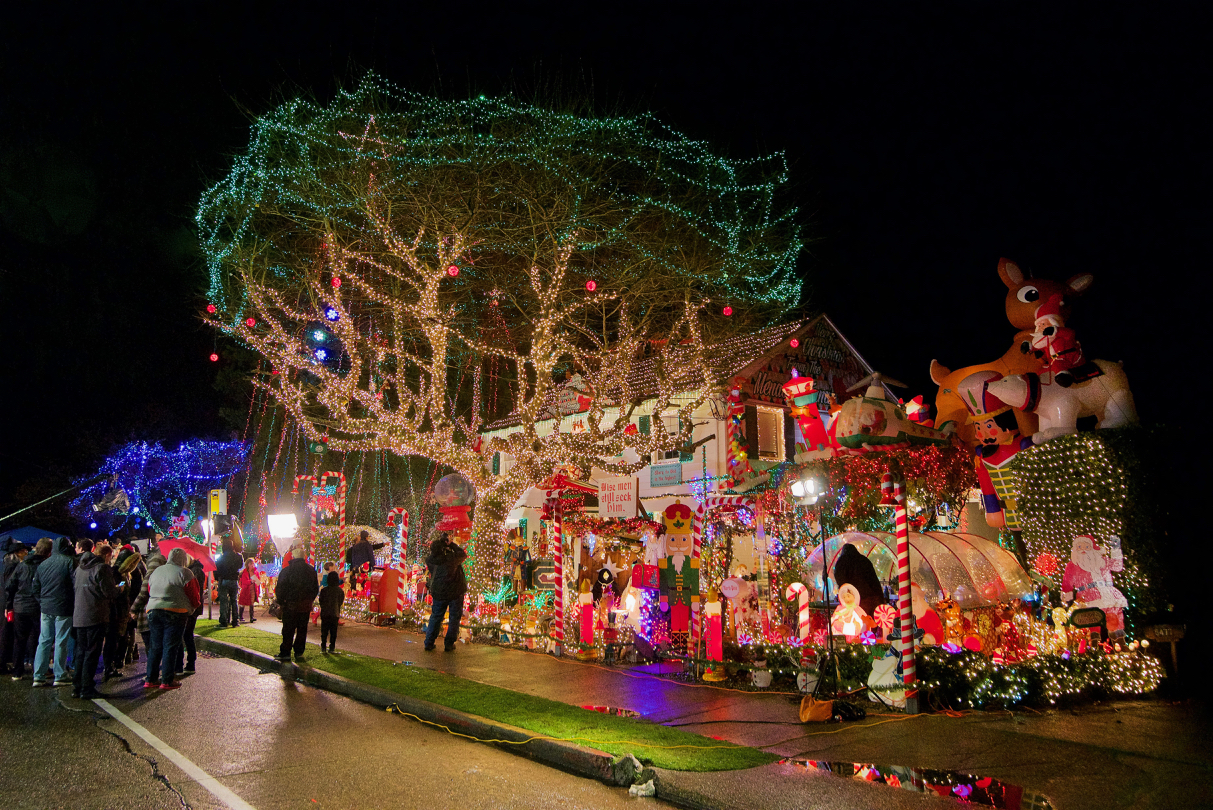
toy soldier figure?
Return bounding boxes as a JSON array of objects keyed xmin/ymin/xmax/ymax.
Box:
[{"xmin": 658, "ymin": 503, "xmax": 699, "ymax": 654}]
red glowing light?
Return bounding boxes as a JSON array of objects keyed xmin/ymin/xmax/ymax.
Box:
[
  {"xmin": 209, "ymin": 353, "xmax": 219, "ymax": 362},
  {"xmin": 331, "ymin": 277, "xmax": 341, "ymax": 288},
  {"xmin": 585, "ymin": 280, "xmax": 597, "ymax": 292},
  {"xmin": 790, "ymin": 338, "xmax": 799, "ymax": 348},
  {"xmin": 206, "ymin": 304, "xmax": 217, "ymax": 314},
  {"xmin": 447, "ymin": 265, "xmax": 460, "ymax": 277},
  {"xmin": 722, "ymin": 305, "xmax": 733, "ymax": 316},
  {"xmin": 245, "ymin": 317, "xmax": 256, "ymax": 327}
]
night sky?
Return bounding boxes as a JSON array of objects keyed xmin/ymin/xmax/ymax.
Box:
[{"xmin": 3, "ymin": 6, "xmax": 1205, "ymax": 529}]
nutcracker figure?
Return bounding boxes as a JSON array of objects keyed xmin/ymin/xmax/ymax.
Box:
[{"xmin": 658, "ymin": 502, "xmax": 699, "ymax": 653}]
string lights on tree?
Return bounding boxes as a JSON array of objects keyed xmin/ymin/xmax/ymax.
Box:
[{"xmin": 197, "ymin": 75, "xmax": 803, "ymax": 590}]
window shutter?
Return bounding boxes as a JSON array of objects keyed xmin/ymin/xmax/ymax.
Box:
[
  {"xmin": 492, "ymin": 452, "xmax": 500, "ymax": 476},
  {"xmin": 784, "ymin": 414, "xmax": 796, "ymax": 461},
  {"xmin": 638, "ymin": 415, "xmax": 651, "ymax": 435},
  {"xmin": 678, "ymin": 417, "xmax": 694, "ymax": 462},
  {"xmin": 744, "ymin": 406, "xmax": 758, "ymax": 459}
]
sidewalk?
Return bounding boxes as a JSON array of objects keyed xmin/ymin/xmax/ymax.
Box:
[{"xmin": 230, "ymin": 616, "xmax": 1210, "ymax": 810}]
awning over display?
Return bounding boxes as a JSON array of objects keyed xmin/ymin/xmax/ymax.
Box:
[{"xmin": 806, "ymin": 530, "xmax": 1034, "ymax": 607}]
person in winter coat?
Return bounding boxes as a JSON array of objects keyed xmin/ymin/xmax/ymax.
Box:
[
  {"xmin": 102, "ymin": 548, "xmax": 140, "ymax": 680},
  {"xmin": 214, "ymin": 538, "xmax": 243, "ymax": 627},
  {"xmin": 238, "ymin": 557, "xmax": 260, "ymax": 623},
  {"xmin": 130, "ymin": 552, "xmax": 166, "ymax": 656},
  {"xmin": 8, "ymin": 538, "xmax": 52, "ymax": 679},
  {"xmin": 318, "ymin": 572, "xmax": 344, "ymax": 653},
  {"xmin": 0, "ymin": 543, "xmax": 28, "ymax": 674},
  {"xmin": 176, "ymin": 557, "xmax": 205, "ymax": 676},
  {"xmin": 423, "ymin": 533, "xmax": 467, "ymax": 652},
  {"xmin": 31, "ymin": 537, "xmax": 78, "ymax": 686},
  {"xmin": 274, "ymin": 543, "xmax": 319, "ymax": 662},
  {"xmin": 344, "ymin": 531, "xmax": 381, "ymax": 589},
  {"xmin": 832, "ymin": 543, "xmax": 888, "ymax": 617},
  {"xmin": 72, "ymin": 545, "xmax": 124, "ymax": 698},
  {"xmin": 144, "ymin": 548, "xmax": 200, "ymax": 690}
]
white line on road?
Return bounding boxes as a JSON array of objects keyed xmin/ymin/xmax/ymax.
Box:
[{"xmin": 92, "ymin": 698, "xmax": 258, "ymax": 810}]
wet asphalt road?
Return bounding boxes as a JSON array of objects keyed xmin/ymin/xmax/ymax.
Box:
[{"xmin": 0, "ymin": 656, "xmax": 674, "ymax": 810}]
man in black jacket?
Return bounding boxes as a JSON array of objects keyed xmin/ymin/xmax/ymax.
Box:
[
  {"xmin": 275, "ymin": 543, "xmax": 319, "ymax": 662},
  {"xmin": 0, "ymin": 543, "xmax": 28, "ymax": 674},
  {"xmin": 8, "ymin": 538, "xmax": 52, "ymax": 679},
  {"xmin": 423, "ymin": 533, "xmax": 467, "ymax": 652},
  {"xmin": 214, "ymin": 537, "xmax": 244, "ymax": 627},
  {"xmin": 31, "ymin": 537, "xmax": 77, "ymax": 686}
]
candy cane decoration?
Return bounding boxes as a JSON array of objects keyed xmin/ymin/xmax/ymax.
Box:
[
  {"xmin": 291, "ymin": 474, "xmax": 318, "ymax": 563},
  {"xmin": 387, "ymin": 508, "xmax": 408, "ymax": 614},
  {"xmin": 551, "ymin": 496, "xmax": 565, "ymax": 644},
  {"xmin": 318, "ymin": 470, "xmax": 348, "ymax": 562},
  {"xmin": 893, "ymin": 480, "xmax": 918, "ymax": 713},
  {"xmin": 690, "ymin": 501, "xmax": 706, "ymax": 652},
  {"xmin": 786, "ymin": 582, "xmax": 811, "ymax": 640}
]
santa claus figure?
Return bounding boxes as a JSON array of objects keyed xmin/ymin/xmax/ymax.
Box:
[
  {"xmin": 1061, "ymin": 535, "xmax": 1127, "ymax": 637},
  {"xmin": 1031, "ymin": 293, "xmax": 1085, "ymax": 382}
]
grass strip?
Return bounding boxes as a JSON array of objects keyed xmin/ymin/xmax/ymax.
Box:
[{"xmin": 195, "ymin": 620, "xmax": 777, "ymax": 772}]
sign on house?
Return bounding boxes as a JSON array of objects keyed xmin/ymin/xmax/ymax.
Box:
[
  {"xmin": 650, "ymin": 463, "xmax": 682, "ymax": 487},
  {"xmin": 599, "ymin": 476, "xmax": 637, "ymax": 519}
]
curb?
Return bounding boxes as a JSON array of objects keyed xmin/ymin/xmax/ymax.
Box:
[{"xmin": 195, "ymin": 636, "xmax": 625, "ymax": 785}]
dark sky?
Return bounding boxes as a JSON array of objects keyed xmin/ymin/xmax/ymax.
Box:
[{"xmin": 2, "ymin": 5, "xmax": 1206, "ymax": 507}]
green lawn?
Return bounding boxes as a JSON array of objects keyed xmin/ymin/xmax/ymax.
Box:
[{"xmin": 195, "ymin": 620, "xmax": 776, "ymax": 772}]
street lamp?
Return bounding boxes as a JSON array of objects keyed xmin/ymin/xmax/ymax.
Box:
[
  {"xmin": 790, "ymin": 473, "xmax": 823, "ymax": 505},
  {"xmin": 267, "ymin": 513, "xmax": 299, "ymax": 558}
]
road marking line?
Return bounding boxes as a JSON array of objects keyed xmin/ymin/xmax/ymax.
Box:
[{"xmin": 93, "ymin": 699, "xmax": 258, "ymax": 810}]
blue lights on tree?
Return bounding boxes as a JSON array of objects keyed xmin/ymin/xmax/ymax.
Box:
[{"xmin": 70, "ymin": 439, "xmax": 248, "ymax": 534}]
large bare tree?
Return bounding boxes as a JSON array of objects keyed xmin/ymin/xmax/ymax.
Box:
[{"xmin": 199, "ymin": 76, "xmax": 802, "ymax": 585}]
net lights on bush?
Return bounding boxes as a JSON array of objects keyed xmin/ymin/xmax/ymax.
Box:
[{"xmin": 197, "ymin": 75, "xmax": 802, "ymax": 591}]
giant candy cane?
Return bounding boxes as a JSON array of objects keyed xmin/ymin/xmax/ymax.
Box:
[
  {"xmin": 318, "ymin": 470, "xmax": 348, "ymax": 562},
  {"xmin": 387, "ymin": 508, "xmax": 408, "ymax": 614},
  {"xmin": 893, "ymin": 479, "xmax": 919, "ymax": 713},
  {"xmin": 690, "ymin": 501, "xmax": 706, "ymax": 652},
  {"xmin": 786, "ymin": 582, "xmax": 811, "ymax": 641},
  {"xmin": 291, "ymin": 475, "xmax": 318, "ymax": 563}
]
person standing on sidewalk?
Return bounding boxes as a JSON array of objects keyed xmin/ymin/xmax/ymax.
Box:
[
  {"xmin": 102, "ymin": 547, "xmax": 140, "ymax": 680},
  {"xmin": 238, "ymin": 557, "xmax": 260, "ymax": 623},
  {"xmin": 318, "ymin": 572, "xmax": 344, "ymax": 653},
  {"xmin": 72, "ymin": 544, "xmax": 123, "ymax": 699},
  {"xmin": 31, "ymin": 537, "xmax": 77, "ymax": 687},
  {"xmin": 275, "ymin": 542, "xmax": 319, "ymax": 663},
  {"xmin": 144, "ymin": 548, "xmax": 200, "ymax": 691},
  {"xmin": 424, "ymin": 533, "xmax": 467, "ymax": 652},
  {"xmin": 176, "ymin": 557, "xmax": 205, "ymax": 676},
  {"xmin": 1, "ymin": 542, "xmax": 28, "ymax": 674},
  {"xmin": 214, "ymin": 538, "xmax": 243, "ymax": 627},
  {"xmin": 130, "ymin": 551, "xmax": 165, "ymax": 658},
  {"xmin": 8, "ymin": 538, "xmax": 52, "ymax": 680}
]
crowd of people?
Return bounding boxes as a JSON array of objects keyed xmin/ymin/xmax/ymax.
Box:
[
  {"xmin": 1, "ymin": 534, "xmax": 247, "ymax": 699},
  {"xmin": 3, "ymin": 528, "xmax": 471, "ymax": 696}
]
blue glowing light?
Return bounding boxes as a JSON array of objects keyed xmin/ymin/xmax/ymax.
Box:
[
  {"xmin": 312, "ymin": 329, "xmax": 327, "ymax": 342},
  {"xmin": 89, "ymin": 522, "xmax": 98, "ymax": 529},
  {"xmin": 314, "ymin": 347, "xmax": 328, "ymax": 361},
  {"xmin": 324, "ymin": 307, "xmax": 339, "ymax": 322}
]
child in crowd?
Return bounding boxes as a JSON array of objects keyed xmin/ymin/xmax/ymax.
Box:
[{"xmin": 318, "ymin": 573, "xmax": 344, "ymax": 653}]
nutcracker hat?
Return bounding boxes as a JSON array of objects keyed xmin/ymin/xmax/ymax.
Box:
[
  {"xmin": 1034, "ymin": 293, "xmax": 1065, "ymax": 324},
  {"xmin": 664, "ymin": 502, "xmax": 693, "ymax": 525},
  {"xmin": 958, "ymin": 370, "xmax": 1014, "ymax": 421}
]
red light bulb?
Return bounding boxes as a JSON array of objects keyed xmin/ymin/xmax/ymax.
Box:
[
  {"xmin": 331, "ymin": 277, "xmax": 341, "ymax": 288},
  {"xmin": 447, "ymin": 265, "xmax": 460, "ymax": 277},
  {"xmin": 209, "ymin": 353, "xmax": 219, "ymax": 362},
  {"xmin": 245, "ymin": 317, "xmax": 256, "ymax": 327},
  {"xmin": 790, "ymin": 338, "xmax": 799, "ymax": 348},
  {"xmin": 206, "ymin": 304, "xmax": 217, "ymax": 314},
  {"xmin": 585, "ymin": 280, "xmax": 597, "ymax": 292},
  {"xmin": 722, "ymin": 305, "xmax": 733, "ymax": 316}
]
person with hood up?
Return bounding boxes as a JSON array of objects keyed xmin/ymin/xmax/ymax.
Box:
[
  {"xmin": 274, "ymin": 542, "xmax": 319, "ymax": 662},
  {"xmin": 31, "ymin": 537, "xmax": 78, "ymax": 687},
  {"xmin": 102, "ymin": 547, "xmax": 141, "ymax": 680},
  {"xmin": 238, "ymin": 557, "xmax": 260, "ymax": 623},
  {"xmin": 144, "ymin": 547, "xmax": 200, "ymax": 690},
  {"xmin": 318, "ymin": 572, "xmax": 344, "ymax": 653},
  {"xmin": 130, "ymin": 551, "xmax": 166, "ymax": 656},
  {"xmin": 423, "ymin": 533, "xmax": 468, "ymax": 652},
  {"xmin": 1, "ymin": 542, "xmax": 28, "ymax": 674},
  {"xmin": 8, "ymin": 538, "xmax": 52, "ymax": 680},
  {"xmin": 72, "ymin": 544, "xmax": 124, "ymax": 698},
  {"xmin": 831, "ymin": 543, "xmax": 888, "ymax": 618}
]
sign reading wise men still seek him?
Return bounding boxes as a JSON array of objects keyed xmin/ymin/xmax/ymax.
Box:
[{"xmin": 599, "ymin": 476, "xmax": 638, "ymax": 519}]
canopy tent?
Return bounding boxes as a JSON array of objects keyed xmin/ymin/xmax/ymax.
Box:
[
  {"xmin": 806, "ymin": 530, "xmax": 1034, "ymax": 608},
  {"xmin": 0, "ymin": 526, "xmax": 68, "ymax": 553}
]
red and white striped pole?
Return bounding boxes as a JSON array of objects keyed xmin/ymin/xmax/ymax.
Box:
[
  {"xmin": 892, "ymin": 479, "xmax": 919, "ymax": 714},
  {"xmin": 320, "ymin": 471, "xmax": 348, "ymax": 562},
  {"xmin": 387, "ymin": 508, "xmax": 409, "ymax": 614},
  {"xmin": 551, "ymin": 496, "xmax": 565, "ymax": 648},
  {"xmin": 292, "ymin": 474, "xmax": 318, "ymax": 564},
  {"xmin": 690, "ymin": 501, "xmax": 705, "ymax": 654}
]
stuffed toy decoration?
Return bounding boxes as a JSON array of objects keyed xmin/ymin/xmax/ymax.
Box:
[
  {"xmin": 780, "ymin": 370, "xmax": 836, "ymax": 459},
  {"xmin": 1061, "ymin": 535, "xmax": 1127, "ymax": 638},
  {"xmin": 939, "ymin": 598, "xmax": 963, "ymax": 646},
  {"xmin": 904, "ymin": 395, "xmax": 933, "ymax": 427},
  {"xmin": 867, "ymin": 649, "xmax": 906, "ymax": 708},
  {"xmin": 658, "ymin": 502, "xmax": 699, "ymax": 652},
  {"xmin": 910, "ymin": 583, "xmax": 943, "ymax": 645},
  {"xmin": 1031, "ymin": 294, "xmax": 1087, "ymax": 381},
  {"xmin": 830, "ymin": 583, "xmax": 869, "ymax": 641},
  {"xmin": 958, "ymin": 370, "xmax": 1035, "ymax": 533}
]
